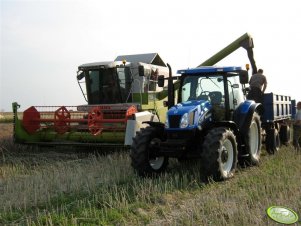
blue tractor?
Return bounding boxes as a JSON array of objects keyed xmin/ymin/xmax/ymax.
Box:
[{"xmin": 130, "ymin": 65, "xmax": 264, "ymax": 181}]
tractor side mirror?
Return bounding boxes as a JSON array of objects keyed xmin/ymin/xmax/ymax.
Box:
[
  {"xmin": 239, "ymin": 70, "xmax": 249, "ymax": 84},
  {"xmin": 158, "ymin": 75, "xmax": 165, "ymax": 87},
  {"xmin": 138, "ymin": 65, "xmax": 144, "ymax": 76}
]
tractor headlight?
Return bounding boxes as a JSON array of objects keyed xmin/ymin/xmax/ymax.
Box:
[
  {"xmin": 165, "ymin": 115, "xmax": 169, "ymax": 128},
  {"xmin": 180, "ymin": 113, "xmax": 189, "ymax": 128}
]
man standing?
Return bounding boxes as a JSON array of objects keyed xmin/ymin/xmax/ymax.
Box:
[
  {"xmin": 247, "ymin": 69, "xmax": 267, "ymax": 104},
  {"xmin": 293, "ymin": 101, "xmax": 301, "ymax": 151}
]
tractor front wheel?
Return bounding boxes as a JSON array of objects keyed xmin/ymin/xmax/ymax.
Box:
[
  {"xmin": 130, "ymin": 126, "xmax": 168, "ymax": 177},
  {"xmin": 201, "ymin": 127, "xmax": 238, "ymax": 181}
]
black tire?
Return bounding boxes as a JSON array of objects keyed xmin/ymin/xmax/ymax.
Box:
[
  {"xmin": 201, "ymin": 127, "xmax": 238, "ymax": 181},
  {"xmin": 243, "ymin": 112, "xmax": 262, "ymax": 165},
  {"xmin": 130, "ymin": 126, "xmax": 168, "ymax": 177},
  {"xmin": 266, "ymin": 128, "xmax": 281, "ymax": 154},
  {"xmin": 280, "ymin": 125, "xmax": 290, "ymax": 145}
]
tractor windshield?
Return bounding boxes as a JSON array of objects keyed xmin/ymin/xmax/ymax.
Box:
[
  {"xmin": 85, "ymin": 67, "xmax": 132, "ymax": 104},
  {"xmin": 181, "ymin": 74, "xmax": 245, "ymax": 111},
  {"xmin": 181, "ymin": 75, "xmax": 225, "ymax": 105}
]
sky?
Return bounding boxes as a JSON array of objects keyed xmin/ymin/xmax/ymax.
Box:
[{"xmin": 1, "ymin": 0, "xmax": 301, "ymax": 111}]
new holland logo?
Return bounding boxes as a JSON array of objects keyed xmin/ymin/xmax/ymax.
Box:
[{"xmin": 266, "ymin": 206, "xmax": 299, "ymax": 224}]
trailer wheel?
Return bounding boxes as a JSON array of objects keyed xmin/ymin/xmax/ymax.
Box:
[
  {"xmin": 201, "ymin": 127, "xmax": 238, "ymax": 181},
  {"xmin": 266, "ymin": 128, "xmax": 281, "ymax": 154},
  {"xmin": 130, "ymin": 126, "xmax": 168, "ymax": 177},
  {"xmin": 280, "ymin": 125, "xmax": 290, "ymax": 145},
  {"xmin": 244, "ymin": 112, "xmax": 262, "ymax": 165}
]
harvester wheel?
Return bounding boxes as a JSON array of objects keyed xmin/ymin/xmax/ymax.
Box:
[
  {"xmin": 130, "ymin": 126, "xmax": 168, "ymax": 177},
  {"xmin": 243, "ymin": 112, "xmax": 262, "ymax": 165},
  {"xmin": 201, "ymin": 127, "xmax": 238, "ymax": 181}
]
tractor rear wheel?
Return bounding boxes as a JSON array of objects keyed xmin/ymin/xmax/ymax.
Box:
[
  {"xmin": 280, "ymin": 124, "xmax": 290, "ymax": 145},
  {"xmin": 266, "ymin": 128, "xmax": 281, "ymax": 154},
  {"xmin": 244, "ymin": 112, "xmax": 262, "ymax": 165},
  {"xmin": 201, "ymin": 127, "xmax": 238, "ymax": 181},
  {"xmin": 130, "ymin": 126, "xmax": 168, "ymax": 177}
]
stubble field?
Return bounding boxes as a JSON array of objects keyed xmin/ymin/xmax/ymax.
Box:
[{"xmin": 0, "ymin": 122, "xmax": 300, "ymax": 225}]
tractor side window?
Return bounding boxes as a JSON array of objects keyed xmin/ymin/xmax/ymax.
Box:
[
  {"xmin": 227, "ymin": 76, "xmax": 244, "ymax": 110},
  {"xmin": 181, "ymin": 78, "xmax": 192, "ymax": 102}
]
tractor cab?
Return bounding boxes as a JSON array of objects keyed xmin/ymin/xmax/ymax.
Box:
[
  {"xmin": 163, "ymin": 66, "xmax": 249, "ymax": 130},
  {"xmin": 175, "ymin": 66, "xmax": 248, "ymax": 122}
]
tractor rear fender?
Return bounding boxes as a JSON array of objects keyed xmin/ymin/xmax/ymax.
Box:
[
  {"xmin": 233, "ymin": 101, "xmax": 263, "ymax": 134},
  {"xmin": 124, "ymin": 111, "xmax": 159, "ymax": 145}
]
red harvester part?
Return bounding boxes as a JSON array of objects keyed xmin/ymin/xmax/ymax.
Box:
[
  {"xmin": 22, "ymin": 106, "xmax": 41, "ymax": 134},
  {"xmin": 54, "ymin": 106, "xmax": 71, "ymax": 134},
  {"xmin": 88, "ymin": 106, "xmax": 104, "ymax": 135},
  {"xmin": 126, "ymin": 105, "xmax": 137, "ymax": 119}
]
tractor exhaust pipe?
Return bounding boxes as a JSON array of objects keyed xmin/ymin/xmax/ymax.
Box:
[{"xmin": 167, "ymin": 63, "xmax": 175, "ymax": 109}]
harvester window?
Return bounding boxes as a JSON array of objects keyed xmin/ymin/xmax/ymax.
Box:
[{"xmin": 143, "ymin": 68, "xmax": 157, "ymax": 92}]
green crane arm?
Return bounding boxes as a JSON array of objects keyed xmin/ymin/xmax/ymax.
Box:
[{"xmin": 198, "ymin": 32, "xmax": 257, "ymax": 74}]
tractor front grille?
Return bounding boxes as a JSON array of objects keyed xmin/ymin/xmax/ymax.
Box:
[{"xmin": 169, "ymin": 115, "xmax": 182, "ymax": 128}]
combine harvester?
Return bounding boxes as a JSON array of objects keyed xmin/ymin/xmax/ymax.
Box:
[
  {"xmin": 13, "ymin": 33, "xmax": 274, "ymax": 149},
  {"xmin": 13, "ymin": 53, "xmax": 170, "ymax": 146}
]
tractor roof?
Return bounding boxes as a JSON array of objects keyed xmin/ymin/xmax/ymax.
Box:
[{"xmin": 177, "ymin": 66, "xmax": 242, "ymax": 75}]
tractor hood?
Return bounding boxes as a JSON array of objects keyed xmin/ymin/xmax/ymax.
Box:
[
  {"xmin": 168, "ymin": 100, "xmax": 208, "ymax": 115},
  {"xmin": 166, "ymin": 100, "xmax": 212, "ymax": 130}
]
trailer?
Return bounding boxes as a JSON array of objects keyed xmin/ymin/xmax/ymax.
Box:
[{"xmin": 262, "ymin": 93, "xmax": 292, "ymax": 154}]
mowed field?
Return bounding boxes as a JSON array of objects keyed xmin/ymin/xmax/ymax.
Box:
[{"xmin": 0, "ymin": 121, "xmax": 301, "ymax": 225}]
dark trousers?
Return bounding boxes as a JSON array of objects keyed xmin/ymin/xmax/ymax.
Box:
[
  {"xmin": 247, "ymin": 87, "xmax": 264, "ymax": 104},
  {"xmin": 293, "ymin": 125, "xmax": 301, "ymax": 151}
]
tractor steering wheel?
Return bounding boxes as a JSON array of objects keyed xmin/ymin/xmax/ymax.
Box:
[{"xmin": 201, "ymin": 91, "xmax": 210, "ymax": 96}]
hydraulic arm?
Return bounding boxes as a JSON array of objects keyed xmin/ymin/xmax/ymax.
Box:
[{"xmin": 198, "ymin": 32, "xmax": 257, "ymax": 74}]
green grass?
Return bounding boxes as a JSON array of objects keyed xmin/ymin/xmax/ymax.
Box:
[{"xmin": 0, "ymin": 135, "xmax": 300, "ymax": 225}]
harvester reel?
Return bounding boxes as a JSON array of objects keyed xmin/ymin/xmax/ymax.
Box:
[
  {"xmin": 54, "ymin": 106, "xmax": 71, "ymax": 134},
  {"xmin": 88, "ymin": 107, "xmax": 104, "ymax": 135},
  {"xmin": 22, "ymin": 106, "xmax": 40, "ymax": 134}
]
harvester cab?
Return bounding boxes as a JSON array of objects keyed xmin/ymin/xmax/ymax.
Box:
[
  {"xmin": 12, "ymin": 53, "xmax": 171, "ymax": 147},
  {"xmin": 77, "ymin": 53, "xmax": 168, "ymax": 105}
]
